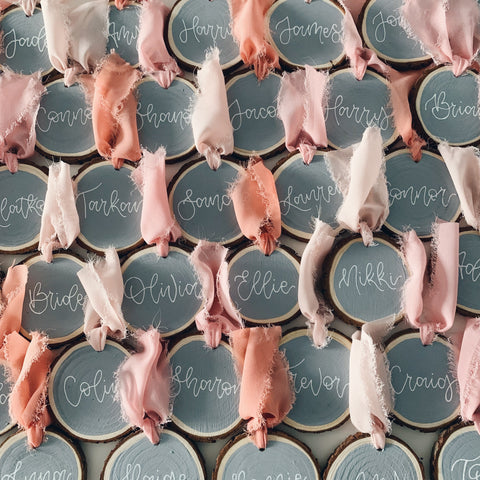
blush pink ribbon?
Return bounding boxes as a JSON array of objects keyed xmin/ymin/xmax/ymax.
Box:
[
  {"xmin": 0, "ymin": 70, "xmax": 45, "ymax": 173},
  {"xmin": 402, "ymin": 221, "xmax": 459, "ymax": 346},
  {"xmin": 38, "ymin": 161, "xmax": 80, "ymax": 263},
  {"xmin": 131, "ymin": 148, "xmax": 181, "ymax": 257},
  {"xmin": 0, "ymin": 0, "xmax": 37, "ymax": 15},
  {"xmin": 77, "ymin": 248, "xmax": 127, "ymax": 352},
  {"xmin": 277, "ymin": 66, "xmax": 328, "ymax": 165},
  {"xmin": 117, "ymin": 329, "xmax": 171, "ymax": 444},
  {"xmin": 138, "ymin": 0, "xmax": 182, "ymax": 88},
  {"xmin": 190, "ymin": 241, "xmax": 243, "ymax": 349},
  {"xmin": 230, "ymin": 158, "xmax": 282, "ymax": 255},
  {"xmin": 230, "ymin": 326, "xmax": 294, "ymax": 450},
  {"xmin": 191, "ymin": 48, "xmax": 234, "ymax": 170}
]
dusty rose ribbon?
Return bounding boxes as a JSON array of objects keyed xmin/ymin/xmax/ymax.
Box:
[
  {"xmin": 138, "ymin": 0, "xmax": 182, "ymax": 88},
  {"xmin": 117, "ymin": 329, "xmax": 171, "ymax": 444},
  {"xmin": 326, "ymin": 126, "xmax": 389, "ymax": 246},
  {"xmin": 0, "ymin": 70, "xmax": 44, "ymax": 173},
  {"xmin": 349, "ymin": 318, "xmax": 394, "ymax": 450},
  {"xmin": 229, "ymin": 0, "xmax": 279, "ymax": 80},
  {"xmin": 190, "ymin": 241, "xmax": 243, "ymax": 348},
  {"xmin": 230, "ymin": 158, "xmax": 281, "ymax": 255},
  {"xmin": 402, "ymin": 221, "xmax": 459, "ymax": 346},
  {"xmin": 277, "ymin": 66, "xmax": 328, "ymax": 165},
  {"xmin": 191, "ymin": 48, "xmax": 233, "ymax": 170},
  {"xmin": 131, "ymin": 148, "xmax": 181, "ymax": 257},
  {"xmin": 0, "ymin": 0, "xmax": 37, "ymax": 15},
  {"xmin": 230, "ymin": 326, "xmax": 293, "ymax": 450},
  {"xmin": 38, "ymin": 161, "xmax": 80, "ymax": 263},
  {"xmin": 77, "ymin": 248, "xmax": 127, "ymax": 352},
  {"xmin": 438, "ymin": 143, "xmax": 480, "ymax": 230}
]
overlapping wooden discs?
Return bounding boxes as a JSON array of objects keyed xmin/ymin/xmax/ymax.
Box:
[
  {"xmin": 0, "ymin": 364, "xmax": 13, "ymax": 435},
  {"xmin": 457, "ymin": 230, "xmax": 480, "ymax": 316}
]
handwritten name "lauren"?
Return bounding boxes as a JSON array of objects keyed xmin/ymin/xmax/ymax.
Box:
[
  {"xmin": 451, "ymin": 454, "xmax": 480, "ymax": 480},
  {"xmin": 279, "ymin": 184, "xmax": 341, "ymax": 216},
  {"xmin": 176, "ymin": 188, "xmax": 231, "ymax": 221},
  {"xmin": 0, "ymin": 194, "xmax": 44, "ymax": 228},
  {"xmin": 28, "ymin": 282, "xmax": 85, "ymax": 315},
  {"xmin": 232, "ymin": 472, "xmax": 307, "ymax": 480},
  {"xmin": 234, "ymin": 269, "xmax": 296, "ymax": 302},
  {"xmin": 114, "ymin": 463, "xmax": 186, "ymax": 480},
  {"xmin": 63, "ymin": 369, "xmax": 115, "ymax": 408},
  {"xmin": 3, "ymin": 26, "xmax": 47, "ymax": 59},
  {"xmin": 36, "ymin": 106, "xmax": 92, "ymax": 133},
  {"xmin": 1, "ymin": 461, "xmax": 72, "ymax": 480},
  {"xmin": 424, "ymin": 91, "xmax": 480, "ymax": 121},
  {"xmin": 178, "ymin": 16, "xmax": 231, "ymax": 44},
  {"xmin": 459, "ymin": 250, "xmax": 480, "ymax": 283},
  {"xmin": 275, "ymin": 16, "xmax": 342, "ymax": 46},
  {"xmin": 229, "ymin": 99, "xmax": 277, "ymax": 131}
]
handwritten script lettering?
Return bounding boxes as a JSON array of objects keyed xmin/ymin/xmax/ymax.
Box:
[
  {"xmin": 424, "ymin": 91, "xmax": 480, "ymax": 121},
  {"xmin": 231, "ymin": 472, "xmax": 307, "ymax": 480},
  {"xmin": 459, "ymin": 250, "xmax": 480, "ymax": 283},
  {"xmin": 0, "ymin": 381, "xmax": 7, "ymax": 406},
  {"xmin": 28, "ymin": 282, "xmax": 85, "ymax": 315},
  {"xmin": 234, "ymin": 269, "xmax": 296, "ymax": 302},
  {"xmin": 176, "ymin": 188, "xmax": 231, "ymax": 221},
  {"xmin": 137, "ymin": 101, "xmax": 191, "ymax": 131},
  {"xmin": 279, "ymin": 184, "xmax": 341, "ymax": 216},
  {"xmin": 178, "ymin": 16, "xmax": 231, "ymax": 44},
  {"xmin": 109, "ymin": 21, "xmax": 139, "ymax": 48},
  {"xmin": 388, "ymin": 182, "xmax": 457, "ymax": 209},
  {"xmin": 1, "ymin": 461, "xmax": 72, "ymax": 480},
  {"xmin": 37, "ymin": 106, "xmax": 92, "ymax": 133},
  {"xmin": 451, "ymin": 454, "xmax": 480, "ymax": 480},
  {"xmin": 371, "ymin": 10, "xmax": 402, "ymax": 43},
  {"xmin": 113, "ymin": 463, "xmax": 187, "ymax": 480},
  {"xmin": 229, "ymin": 99, "xmax": 277, "ymax": 131},
  {"xmin": 63, "ymin": 369, "xmax": 115, "ymax": 408},
  {"xmin": 275, "ymin": 16, "xmax": 342, "ymax": 46},
  {"xmin": 355, "ymin": 473, "xmax": 406, "ymax": 480},
  {"xmin": 0, "ymin": 194, "xmax": 44, "ymax": 228},
  {"xmin": 3, "ymin": 26, "xmax": 47, "ymax": 59}
]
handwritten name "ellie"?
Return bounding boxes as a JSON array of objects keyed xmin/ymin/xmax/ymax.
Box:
[
  {"xmin": 178, "ymin": 16, "xmax": 231, "ymax": 44},
  {"xmin": 114, "ymin": 463, "xmax": 186, "ymax": 480},
  {"xmin": 3, "ymin": 26, "xmax": 47, "ymax": 59},
  {"xmin": 234, "ymin": 269, "xmax": 296, "ymax": 302},
  {"xmin": 28, "ymin": 282, "xmax": 85, "ymax": 315},
  {"xmin": 275, "ymin": 16, "xmax": 342, "ymax": 46},
  {"xmin": 451, "ymin": 454, "xmax": 480, "ymax": 480},
  {"xmin": 0, "ymin": 461, "xmax": 72, "ymax": 480},
  {"xmin": 63, "ymin": 369, "xmax": 115, "ymax": 408},
  {"xmin": 0, "ymin": 194, "xmax": 44, "ymax": 228}
]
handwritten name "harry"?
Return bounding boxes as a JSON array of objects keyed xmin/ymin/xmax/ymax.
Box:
[
  {"xmin": 0, "ymin": 461, "xmax": 72, "ymax": 480},
  {"xmin": 178, "ymin": 16, "xmax": 231, "ymax": 44},
  {"xmin": 234, "ymin": 270, "xmax": 296, "ymax": 302},
  {"xmin": 28, "ymin": 282, "xmax": 85, "ymax": 315},
  {"xmin": 0, "ymin": 194, "xmax": 44, "ymax": 228},
  {"xmin": 451, "ymin": 454, "xmax": 480, "ymax": 480},
  {"xmin": 63, "ymin": 369, "xmax": 115, "ymax": 408},
  {"xmin": 114, "ymin": 463, "xmax": 186, "ymax": 480}
]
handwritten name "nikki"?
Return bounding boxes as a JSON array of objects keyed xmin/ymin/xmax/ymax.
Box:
[
  {"xmin": 3, "ymin": 26, "xmax": 47, "ymax": 59},
  {"xmin": 63, "ymin": 369, "xmax": 115, "ymax": 408},
  {"xmin": 451, "ymin": 454, "xmax": 480, "ymax": 480},
  {"xmin": 275, "ymin": 16, "xmax": 342, "ymax": 46},
  {"xmin": 176, "ymin": 188, "xmax": 231, "ymax": 221},
  {"xmin": 28, "ymin": 282, "xmax": 85, "ymax": 315},
  {"xmin": 0, "ymin": 194, "xmax": 44, "ymax": 228},
  {"xmin": 424, "ymin": 91, "xmax": 480, "ymax": 121},
  {"xmin": 234, "ymin": 270, "xmax": 296, "ymax": 302},
  {"xmin": 1, "ymin": 461, "xmax": 72, "ymax": 480},
  {"xmin": 114, "ymin": 463, "xmax": 186, "ymax": 480},
  {"xmin": 178, "ymin": 16, "xmax": 231, "ymax": 44},
  {"xmin": 229, "ymin": 99, "xmax": 277, "ymax": 131}
]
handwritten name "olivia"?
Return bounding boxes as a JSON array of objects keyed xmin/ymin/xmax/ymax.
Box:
[
  {"xmin": 371, "ymin": 10, "xmax": 403, "ymax": 43},
  {"xmin": 279, "ymin": 184, "xmax": 341, "ymax": 216},
  {"xmin": 0, "ymin": 194, "xmax": 44, "ymax": 228},
  {"xmin": 137, "ymin": 101, "xmax": 191, "ymax": 131},
  {"xmin": 387, "ymin": 183, "xmax": 457, "ymax": 208},
  {"xmin": 0, "ymin": 461, "xmax": 72, "ymax": 480},
  {"xmin": 176, "ymin": 188, "xmax": 231, "ymax": 221},
  {"xmin": 459, "ymin": 250, "xmax": 480, "ymax": 283},
  {"xmin": 114, "ymin": 463, "xmax": 186, "ymax": 480},
  {"xmin": 63, "ymin": 369, "xmax": 115, "ymax": 408},
  {"xmin": 3, "ymin": 26, "xmax": 47, "ymax": 59},
  {"xmin": 451, "ymin": 454, "xmax": 480, "ymax": 480},
  {"xmin": 36, "ymin": 106, "xmax": 92, "ymax": 134},
  {"xmin": 234, "ymin": 269, "xmax": 296, "ymax": 302},
  {"xmin": 275, "ymin": 16, "xmax": 342, "ymax": 46},
  {"xmin": 232, "ymin": 472, "xmax": 307, "ymax": 480},
  {"xmin": 424, "ymin": 91, "xmax": 480, "ymax": 121},
  {"xmin": 28, "ymin": 282, "xmax": 85, "ymax": 315},
  {"xmin": 229, "ymin": 99, "xmax": 277, "ymax": 131},
  {"xmin": 178, "ymin": 16, "xmax": 231, "ymax": 44}
]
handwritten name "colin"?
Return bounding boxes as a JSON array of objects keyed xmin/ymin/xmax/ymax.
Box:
[
  {"xmin": 114, "ymin": 463, "xmax": 187, "ymax": 480},
  {"xmin": 275, "ymin": 16, "xmax": 342, "ymax": 46},
  {"xmin": 178, "ymin": 16, "xmax": 231, "ymax": 44},
  {"xmin": 424, "ymin": 91, "xmax": 480, "ymax": 121},
  {"xmin": 0, "ymin": 194, "xmax": 44, "ymax": 228},
  {"xmin": 28, "ymin": 282, "xmax": 85, "ymax": 315},
  {"xmin": 63, "ymin": 369, "xmax": 115, "ymax": 408},
  {"xmin": 459, "ymin": 250, "xmax": 480, "ymax": 283},
  {"xmin": 279, "ymin": 184, "xmax": 341, "ymax": 216},
  {"xmin": 36, "ymin": 106, "xmax": 92, "ymax": 134},
  {"xmin": 229, "ymin": 99, "xmax": 277, "ymax": 131},
  {"xmin": 231, "ymin": 472, "xmax": 307, "ymax": 480},
  {"xmin": 1, "ymin": 461, "xmax": 72, "ymax": 480},
  {"xmin": 234, "ymin": 269, "xmax": 296, "ymax": 302},
  {"xmin": 3, "ymin": 26, "xmax": 47, "ymax": 59},
  {"xmin": 451, "ymin": 454, "xmax": 480, "ymax": 480},
  {"xmin": 176, "ymin": 188, "xmax": 231, "ymax": 221}
]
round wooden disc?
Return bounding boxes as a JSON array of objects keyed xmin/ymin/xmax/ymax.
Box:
[
  {"xmin": 385, "ymin": 331, "xmax": 460, "ymax": 431},
  {"xmin": 121, "ymin": 245, "xmax": 203, "ymax": 337},
  {"xmin": 325, "ymin": 67, "xmax": 398, "ymax": 149},
  {"xmin": 228, "ymin": 245, "xmax": 300, "ymax": 325},
  {"xmin": 324, "ymin": 433, "xmax": 425, "ymax": 479},
  {"xmin": 457, "ymin": 230, "xmax": 480, "ymax": 316},
  {"xmin": 0, "ymin": 364, "xmax": 14, "ymax": 436},
  {"xmin": 214, "ymin": 432, "xmax": 321, "ymax": 480},
  {"xmin": 0, "ymin": 162, "xmax": 48, "ymax": 254},
  {"xmin": 48, "ymin": 339, "xmax": 131, "ymax": 442},
  {"xmin": 168, "ymin": 334, "xmax": 242, "ymax": 440},
  {"xmin": 102, "ymin": 429, "xmax": 206, "ymax": 480},
  {"xmin": 280, "ymin": 328, "xmax": 351, "ymax": 432}
]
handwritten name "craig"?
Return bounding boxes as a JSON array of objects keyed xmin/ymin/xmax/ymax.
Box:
[
  {"xmin": 0, "ymin": 461, "xmax": 72, "ymax": 480},
  {"xmin": 424, "ymin": 91, "xmax": 480, "ymax": 121},
  {"xmin": 0, "ymin": 194, "xmax": 44, "ymax": 228},
  {"xmin": 36, "ymin": 105, "xmax": 92, "ymax": 134},
  {"xmin": 275, "ymin": 16, "xmax": 342, "ymax": 46},
  {"xmin": 3, "ymin": 26, "xmax": 47, "ymax": 59},
  {"xmin": 234, "ymin": 269, "xmax": 296, "ymax": 302},
  {"xmin": 459, "ymin": 250, "xmax": 480, "ymax": 283},
  {"xmin": 115, "ymin": 463, "xmax": 186, "ymax": 480},
  {"xmin": 178, "ymin": 16, "xmax": 231, "ymax": 44},
  {"xmin": 232, "ymin": 472, "xmax": 307, "ymax": 480},
  {"xmin": 451, "ymin": 454, "xmax": 480, "ymax": 480},
  {"xmin": 63, "ymin": 369, "xmax": 115, "ymax": 408},
  {"xmin": 279, "ymin": 184, "xmax": 341, "ymax": 216},
  {"xmin": 176, "ymin": 188, "xmax": 231, "ymax": 221},
  {"xmin": 229, "ymin": 99, "xmax": 277, "ymax": 131},
  {"xmin": 28, "ymin": 282, "xmax": 85, "ymax": 315}
]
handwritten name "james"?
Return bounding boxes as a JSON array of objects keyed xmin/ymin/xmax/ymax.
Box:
[
  {"xmin": 137, "ymin": 102, "xmax": 191, "ymax": 131},
  {"xmin": 178, "ymin": 16, "xmax": 231, "ymax": 44},
  {"xmin": 275, "ymin": 16, "xmax": 342, "ymax": 46},
  {"xmin": 0, "ymin": 381, "xmax": 7, "ymax": 406},
  {"xmin": 424, "ymin": 91, "xmax": 480, "ymax": 121},
  {"xmin": 279, "ymin": 184, "xmax": 341, "ymax": 216},
  {"xmin": 0, "ymin": 194, "xmax": 44, "ymax": 228},
  {"xmin": 114, "ymin": 463, "xmax": 186, "ymax": 480},
  {"xmin": 229, "ymin": 99, "xmax": 277, "ymax": 131},
  {"xmin": 234, "ymin": 269, "xmax": 296, "ymax": 302},
  {"xmin": 176, "ymin": 188, "xmax": 231, "ymax": 221},
  {"xmin": 388, "ymin": 183, "xmax": 457, "ymax": 208},
  {"xmin": 36, "ymin": 106, "xmax": 92, "ymax": 134},
  {"xmin": 63, "ymin": 369, "xmax": 115, "ymax": 408},
  {"xmin": 451, "ymin": 454, "xmax": 480, "ymax": 480},
  {"xmin": 459, "ymin": 250, "xmax": 480, "ymax": 283},
  {"xmin": 1, "ymin": 461, "xmax": 72, "ymax": 480},
  {"xmin": 232, "ymin": 472, "xmax": 307, "ymax": 480},
  {"xmin": 28, "ymin": 282, "xmax": 85, "ymax": 315},
  {"xmin": 371, "ymin": 11, "xmax": 403, "ymax": 43},
  {"xmin": 3, "ymin": 26, "xmax": 47, "ymax": 59}
]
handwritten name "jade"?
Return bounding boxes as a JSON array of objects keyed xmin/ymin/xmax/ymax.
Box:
[
  {"xmin": 115, "ymin": 463, "xmax": 186, "ymax": 480},
  {"xmin": 3, "ymin": 26, "xmax": 47, "ymax": 59},
  {"xmin": 1, "ymin": 461, "xmax": 72, "ymax": 480}
]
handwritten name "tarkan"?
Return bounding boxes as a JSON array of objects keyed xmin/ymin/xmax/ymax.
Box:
[
  {"xmin": 1, "ymin": 461, "xmax": 72, "ymax": 480},
  {"xmin": 178, "ymin": 16, "xmax": 231, "ymax": 44},
  {"xmin": 279, "ymin": 184, "xmax": 341, "ymax": 216},
  {"xmin": 36, "ymin": 106, "xmax": 92, "ymax": 133},
  {"xmin": 451, "ymin": 454, "xmax": 480, "ymax": 480},
  {"xmin": 63, "ymin": 369, "xmax": 115, "ymax": 408},
  {"xmin": 371, "ymin": 10, "xmax": 403, "ymax": 43},
  {"xmin": 232, "ymin": 472, "xmax": 307, "ymax": 480},
  {"xmin": 275, "ymin": 16, "xmax": 342, "ymax": 46},
  {"xmin": 176, "ymin": 188, "xmax": 231, "ymax": 221},
  {"xmin": 3, "ymin": 26, "xmax": 47, "ymax": 59},
  {"xmin": 108, "ymin": 22, "xmax": 139, "ymax": 48},
  {"xmin": 114, "ymin": 463, "xmax": 187, "ymax": 480},
  {"xmin": 137, "ymin": 102, "xmax": 191, "ymax": 131},
  {"xmin": 28, "ymin": 282, "xmax": 85, "ymax": 315},
  {"xmin": 234, "ymin": 270, "xmax": 296, "ymax": 302},
  {"xmin": 388, "ymin": 183, "xmax": 457, "ymax": 208},
  {"xmin": 229, "ymin": 99, "xmax": 277, "ymax": 131},
  {"xmin": 424, "ymin": 91, "xmax": 480, "ymax": 121},
  {"xmin": 459, "ymin": 250, "xmax": 480, "ymax": 283},
  {"xmin": 0, "ymin": 194, "xmax": 44, "ymax": 228}
]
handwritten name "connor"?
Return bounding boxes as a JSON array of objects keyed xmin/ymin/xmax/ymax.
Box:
[
  {"xmin": 234, "ymin": 270, "xmax": 296, "ymax": 302},
  {"xmin": 63, "ymin": 369, "xmax": 115, "ymax": 408},
  {"xmin": 114, "ymin": 463, "xmax": 186, "ymax": 480},
  {"xmin": 451, "ymin": 454, "xmax": 480, "ymax": 480},
  {"xmin": 36, "ymin": 106, "xmax": 92, "ymax": 134},
  {"xmin": 387, "ymin": 183, "xmax": 457, "ymax": 208},
  {"xmin": 1, "ymin": 461, "xmax": 72, "ymax": 480}
]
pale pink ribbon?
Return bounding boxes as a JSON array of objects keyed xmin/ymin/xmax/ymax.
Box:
[
  {"xmin": 190, "ymin": 241, "xmax": 243, "ymax": 348},
  {"xmin": 438, "ymin": 143, "xmax": 480, "ymax": 231},
  {"xmin": 77, "ymin": 248, "xmax": 127, "ymax": 352},
  {"xmin": 0, "ymin": 70, "xmax": 45, "ymax": 173},
  {"xmin": 38, "ymin": 161, "xmax": 80, "ymax": 263},
  {"xmin": 277, "ymin": 66, "xmax": 328, "ymax": 165},
  {"xmin": 117, "ymin": 329, "xmax": 171, "ymax": 444},
  {"xmin": 349, "ymin": 317, "xmax": 394, "ymax": 450},
  {"xmin": 0, "ymin": 0, "xmax": 37, "ymax": 15},
  {"xmin": 131, "ymin": 148, "xmax": 181, "ymax": 257},
  {"xmin": 191, "ymin": 48, "xmax": 233, "ymax": 170},
  {"xmin": 326, "ymin": 126, "xmax": 389, "ymax": 246},
  {"xmin": 402, "ymin": 221, "xmax": 459, "ymax": 346},
  {"xmin": 138, "ymin": 0, "xmax": 182, "ymax": 88},
  {"xmin": 298, "ymin": 220, "xmax": 336, "ymax": 348}
]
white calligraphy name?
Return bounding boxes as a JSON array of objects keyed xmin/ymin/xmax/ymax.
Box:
[
  {"xmin": 387, "ymin": 182, "xmax": 457, "ymax": 208},
  {"xmin": 279, "ymin": 184, "xmax": 341, "ymax": 216},
  {"xmin": 37, "ymin": 106, "xmax": 92, "ymax": 133},
  {"xmin": 108, "ymin": 21, "xmax": 139, "ymax": 48},
  {"xmin": 275, "ymin": 16, "xmax": 341, "ymax": 46},
  {"xmin": 355, "ymin": 473, "xmax": 406, "ymax": 480},
  {"xmin": 371, "ymin": 10, "xmax": 402, "ymax": 43},
  {"xmin": 231, "ymin": 472, "xmax": 307, "ymax": 480},
  {"xmin": 424, "ymin": 91, "xmax": 480, "ymax": 121},
  {"xmin": 234, "ymin": 270, "xmax": 296, "ymax": 302},
  {"xmin": 176, "ymin": 188, "xmax": 231, "ymax": 221},
  {"xmin": 459, "ymin": 250, "xmax": 480, "ymax": 283},
  {"xmin": 3, "ymin": 26, "xmax": 47, "ymax": 59},
  {"xmin": 1, "ymin": 461, "xmax": 72, "ymax": 480},
  {"xmin": 63, "ymin": 369, "xmax": 115, "ymax": 408},
  {"xmin": 229, "ymin": 99, "xmax": 277, "ymax": 131},
  {"xmin": 28, "ymin": 282, "xmax": 85, "ymax": 315},
  {"xmin": 451, "ymin": 454, "xmax": 480, "ymax": 480},
  {"xmin": 0, "ymin": 194, "xmax": 44, "ymax": 228},
  {"xmin": 0, "ymin": 381, "xmax": 7, "ymax": 406},
  {"xmin": 113, "ymin": 463, "xmax": 186, "ymax": 480},
  {"xmin": 137, "ymin": 101, "xmax": 190, "ymax": 131},
  {"xmin": 178, "ymin": 16, "xmax": 231, "ymax": 44}
]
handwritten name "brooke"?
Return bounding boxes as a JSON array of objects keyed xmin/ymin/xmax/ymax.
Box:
[
  {"xmin": 234, "ymin": 269, "xmax": 296, "ymax": 302},
  {"xmin": 275, "ymin": 16, "xmax": 342, "ymax": 46},
  {"xmin": 1, "ymin": 461, "xmax": 72, "ymax": 480},
  {"xmin": 63, "ymin": 369, "xmax": 115, "ymax": 408},
  {"xmin": 115, "ymin": 463, "xmax": 186, "ymax": 480}
]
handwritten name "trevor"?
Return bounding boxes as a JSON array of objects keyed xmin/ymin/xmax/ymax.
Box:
[
  {"xmin": 234, "ymin": 269, "xmax": 296, "ymax": 302},
  {"xmin": 451, "ymin": 454, "xmax": 480, "ymax": 480},
  {"xmin": 28, "ymin": 282, "xmax": 85, "ymax": 315},
  {"xmin": 3, "ymin": 26, "xmax": 47, "ymax": 59},
  {"xmin": 0, "ymin": 461, "xmax": 72, "ymax": 480},
  {"xmin": 275, "ymin": 16, "xmax": 342, "ymax": 46},
  {"xmin": 424, "ymin": 91, "xmax": 480, "ymax": 121},
  {"xmin": 63, "ymin": 369, "xmax": 115, "ymax": 408},
  {"xmin": 178, "ymin": 16, "xmax": 231, "ymax": 44},
  {"xmin": 0, "ymin": 194, "xmax": 44, "ymax": 228},
  {"xmin": 176, "ymin": 188, "xmax": 231, "ymax": 221},
  {"xmin": 459, "ymin": 250, "xmax": 480, "ymax": 283},
  {"xmin": 229, "ymin": 99, "xmax": 277, "ymax": 131},
  {"xmin": 114, "ymin": 463, "xmax": 187, "ymax": 480}
]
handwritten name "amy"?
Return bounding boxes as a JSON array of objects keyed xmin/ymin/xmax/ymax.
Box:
[
  {"xmin": 275, "ymin": 16, "xmax": 342, "ymax": 46},
  {"xmin": 108, "ymin": 22, "xmax": 139, "ymax": 48},
  {"xmin": 0, "ymin": 194, "xmax": 44, "ymax": 228},
  {"xmin": 1, "ymin": 461, "xmax": 72, "ymax": 480},
  {"xmin": 234, "ymin": 269, "xmax": 296, "ymax": 302},
  {"xmin": 451, "ymin": 454, "xmax": 480, "ymax": 480},
  {"xmin": 115, "ymin": 463, "xmax": 186, "ymax": 480},
  {"xmin": 3, "ymin": 26, "xmax": 47, "ymax": 59},
  {"xmin": 63, "ymin": 369, "xmax": 115, "ymax": 408}
]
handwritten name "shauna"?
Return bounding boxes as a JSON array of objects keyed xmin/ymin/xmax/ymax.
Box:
[
  {"xmin": 459, "ymin": 250, "xmax": 480, "ymax": 283},
  {"xmin": 63, "ymin": 369, "xmax": 115, "ymax": 408},
  {"xmin": 234, "ymin": 269, "xmax": 296, "ymax": 302},
  {"xmin": 28, "ymin": 282, "xmax": 85, "ymax": 315},
  {"xmin": 387, "ymin": 183, "xmax": 457, "ymax": 208},
  {"xmin": 114, "ymin": 463, "xmax": 186, "ymax": 480},
  {"xmin": 275, "ymin": 16, "xmax": 342, "ymax": 46},
  {"xmin": 178, "ymin": 16, "xmax": 231, "ymax": 44},
  {"xmin": 229, "ymin": 99, "xmax": 277, "ymax": 131},
  {"xmin": 279, "ymin": 184, "xmax": 341, "ymax": 216},
  {"xmin": 0, "ymin": 194, "xmax": 44, "ymax": 228},
  {"xmin": 231, "ymin": 472, "xmax": 307, "ymax": 480},
  {"xmin": 3, "ymin": 26, "xmax": 47, "ymax": 59},
  {"xmin": 1, "ymin": 461, "xmax": 72, "ymax": 480},
  {"xmin": 176, "ymin": 188, "xmax": 231, "ymax": 221},
  {"xmin": 36, "ymin": 106, "xmax": 92, "ymax": 134},
  {"xmin": 424, "ymin": 90, "xmax": 480, "ymax": 121},
  {"xmin": 137, "ymin": 101, "xmax": 191, "ymax": 131},
  {"xmin": 451, "ymin": 454, "xmax": 480, "ymax": 480}
]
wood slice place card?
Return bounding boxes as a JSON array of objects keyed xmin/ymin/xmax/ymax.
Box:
[
  {"xmin": 0, "ymin": 7, "xmax": 53, "ymax": 76},
  {"xmin": 226, "ymin": 70, "xmax": 285, "ymax": 157},
  {"xmin": 107, "ymin": 1, "xmax": 140, "ymax": 67},
  {"xmin": 457, "ymin": 230, "xmax": 480, "ymax": 316},
  {"xmin": 273, "ymin": 151, "xmax": 342, "ymax": 241},
  {"xmin": 384, "ymin": 149, "xmax": 460, "ymax": 237},
  {"xmin": 168, "ymin": 335, "xmax": 241, "ymax": 440},
  {"xmin": 121, "ymin": 245, "xmax": 203, "ymax": 337},
  {"xmin": 36, "ymin": 79, "xmax": 95, "ymax": 160},
  {"xmin": 136, "ymin": 77, "xmax": 196, "ymax": 161},
  {"xmin": 102, "ymin": 429, "xmax": 206, "ymax": 480},
  {"xmin": 0, "ymin": 429, "xmax": 85, "ymax": 480},
  {"xmin": 168, "ymin": 159, "xmax": 243, "ymax": 246},
  {"xmin": 0, "ymin": 364, "xmax": 13, "ymax": 436},
  {"xmin": 325, "ymin": 68, "xmax": 397, "ymax": 149},
  {"xmin": 385, "ymin": 331, "xmax": 460, "ymax": 431},
  {"xmin": 214, "ymin": 432, "xmax": 320, "ymax": 480},
  {"xmin": 324, "ymin": 434, "xmax": 424, "ymax": 480},
  {"xmin": 228, "ymin": 245, "xmax": 300, "ymax": 325},
  {"xmin": 167, "ymin": 0, "xmax": 241, "ymax": 71},
  {"xmin": 49, "ymin": 340, "xmax": 131, "ymax": 442},
  {"xmin": 414, "ymin": 66, "xmax": 480, "ymax": 146},
  {"xmin": 266, "ymin": 0, "xmax": 344, "ymax": 69},
  {"xmin": 360, "ymin": 0, "xmax": 430, "ymax": 68},
  {"xmin": 75, "ymin": 160, "xmax": 143, "ymax": 254},
  {"xmin": 21, "ymin": 252, "xmax": 86, "ymax": 346},
  {"xmin": 326, "ymin": 235, "xmax": 407, "ymax": 326},
  {"xmin": 280, "ymin": 328, "xmax": 350, "ymax": 432},
  {"xmin": 0, "ymin": 163, "xmax": 47, "ymax": 254}
]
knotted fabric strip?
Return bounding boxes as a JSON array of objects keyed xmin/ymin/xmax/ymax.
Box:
[{"xmin": 0, "ymin": 0, "xmax": 37, "ymax": 15}]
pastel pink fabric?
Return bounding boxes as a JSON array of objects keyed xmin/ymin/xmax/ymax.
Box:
[
  {"xmin": 117, "ymin": 329, "xmax": 171, "ymax": 444},
  {"xmin": 326, "ymin": 127, "xmax": 388, "ymax": 246},
  {"xmin": 230, "ymin": 327, "xmax": 293, "ymax": 450},
  {"xmin": 230, "ymin": 158, "xmax": 281, "ymax": 255},
  {"xmin": 340, "ymin": 0, "xmax": 367, "ymax": 21},
  {"xmin": 191, "ymin": 48, "xmax": 233, "ymax": 170},
  {"xmin": 0, "ymin": 0, "xmax": 37, "ymax": 15},
  {"xmin": 138, "ymin": 0, "xmax": 182, "ymax": 88},
  {"xmin": 77, "ymin": 248, "xmax": 127, "ymax": 352},
  {"xmin": 402, "ymin": 222, "xmax": 459, "ymax": 345},
  {"xmin": 115, "ymin": 0, "xmax": 139, "ymax": 9},
  {"xmin": 402, "ymin": 0, "xmax": 480, "ymax": 77},
  {"xmin": 229, "ymin": 0, "xmax": 279, "ymax": 80},
  {"xmin": 277, "ymin": 66, "xmax": 328, "ymax": 165},
  {"xmin": 298, "ymin": 220, "xmax": 336, "ymax": 348},
  {"xmin": 349, "ymin": 318, "xmax": 394, "ymax": 450},
  {"xmin": 438, "ymin": 143, "xmax": 480, "ymax": 230},
  {"xmin": 190, "ymin": 241, "xmax": 243, "ymax": 348},
  {"xmin": 131, "ymin": 148, "xmax": 181, "ymax": 257},
  {"xmin": 38, "ymin": 161, "xmax": 80, "ymax": 263},
  {"xmin": 0, "ymin": 71, "xmax": 44, "ymax": 173}
]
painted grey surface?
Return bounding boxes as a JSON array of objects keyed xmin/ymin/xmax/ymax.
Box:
[
  {"xmin": 107, "ymin": 4, "xmax": 140, "ymax": 65},
  {"xmin": 0, "ymin": 365, "xmax": 11, "ymax": 434},
  {"xmin": 385, "ymin": 150, "xmax": 459, "ymax": 236},
  {"xmin": 0, "ymin": 168, "xmax": 46, "ymax": 249},
  {"xmin": 458, "ymin": 232, "xmax": 480, "ymax": 313}
]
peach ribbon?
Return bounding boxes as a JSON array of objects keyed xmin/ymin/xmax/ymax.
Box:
[{"xmin": 0, "ymin": 0, "xmax": 37, "ymax": 15}]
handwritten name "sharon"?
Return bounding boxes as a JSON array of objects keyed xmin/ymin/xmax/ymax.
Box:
[
  {"xmin": 137, "ymin": 101, "xmax": 191, "ymax": 131},
  {"xmin": 178, "ymin": 16, "xmax": 231, "ymax": 44},
  {"xmin": 275, "ymin": 16, "xmax": 342, "ymax": 46},
  {"xmin": 63, "ymin": 369, "xmax": 115, "ymax": 408},
  {"xmin": 229, "ymin": 99, "xmax": 277, "ymax": 131},
  {"xmin": 1, "ymin": 461, "xmax": 72, "ymax": 480},
  {"xmin": 115, "ymin": 463, "xmax": 187, "ymax": 480},
  {"xmin": 234, "ymin": 269, "xmax": 296, "ymax": 302}
]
